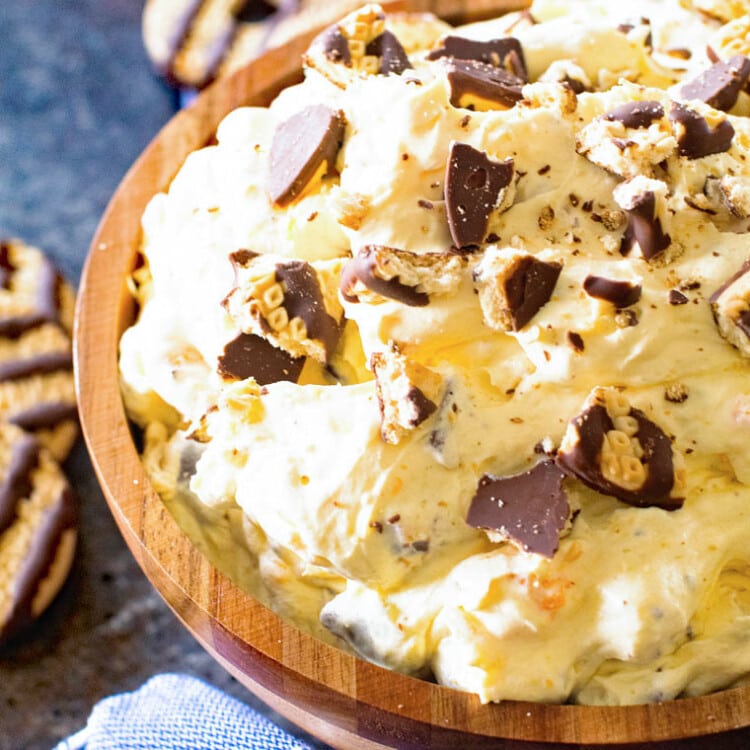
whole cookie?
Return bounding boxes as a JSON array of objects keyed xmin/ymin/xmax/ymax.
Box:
[
  {"xmin": 0, "ymin": 239, "xmax": 77, "ymax": 462},
  {"xmin": 0, "ymin": 423, "xmax": 76, "ymax": 646}
]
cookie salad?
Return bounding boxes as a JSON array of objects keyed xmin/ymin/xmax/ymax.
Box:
[{"xmin": 120, "ymin": 0, "xmax": 750, "ymax": 704}]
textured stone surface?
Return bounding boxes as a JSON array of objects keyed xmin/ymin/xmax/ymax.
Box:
[{"xmin": 0, "ymin": 2, "xmax": 327, "ymax": 748}]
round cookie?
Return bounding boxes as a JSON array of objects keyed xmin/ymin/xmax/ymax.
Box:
[
  {"xmin": 0, "ymin": 423, "xmax": 76, "ymax": 646},
  {"xmin": 0, "ymin": 239, "xmax": 77, "ymax": 462}
]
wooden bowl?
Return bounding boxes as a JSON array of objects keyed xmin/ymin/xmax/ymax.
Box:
[{"xmin": 74, "ymin": 3, "xmax": 750, "ymax": 748}]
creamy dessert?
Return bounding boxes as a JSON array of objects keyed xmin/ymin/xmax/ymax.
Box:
[{"xmin": 120, "ymin": 0, "xmax": 750, "ymax": 704}]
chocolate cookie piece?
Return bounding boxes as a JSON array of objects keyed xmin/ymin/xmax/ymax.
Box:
[
  {"xmin": 445, "ymin": 142, "xmax": 515, "ymax": 250},
  {"xmin": 370, "ymin": 346, "xmax": 442, "ymax": 444},
  {"xmin": 473, "ymin": 249, "xmax": 562, "ymax": 332},
  {"xmin": 583, "ymin": 275, "xmax": 642, "ymax": 308},
  {"xmin": 443, "ymin": 58, "xmax": 525, "ymax": 112},
  {"xmin": 556, "ymin": 387, "xmax": 685, "ymax": 510},
  {"xmin": 680, "ymin": 55, "xmax": 750, "ymax": 112},
  {"xmin": 669, "ymin": 101, "xmax": 735, "ymax": 159},
  {"xmin": 217, "ymin": 332, "xmax": 305, "ymax": 384},
  {"xmin": 604, "ymin": 101, "xmax": 664, "ymax": 130},
  {"xmin": 304, "ymin": 5, "xmax": 412, "ymax": 88},
  {"xmin": 0, "ymin": 240, "xmax": 78, "ymax": 462},
  {"xmin": 613, "ymin": 178, "xmax": 672, "ymax": 263},
  {"xmin": 0, "ymin": 424, "xmax": 77, "ymax": 646},
  {"xmin": 710, "ymin": 259, "xmax": 750, "ymax": 356},
  {"xmin": 268, "ymin": 105, "xmax": 345, "ymax": 207},
  {"xmin": 427, "ymin": 35, "xmax": 527, "ymax": 81},
  {"xmin": 223, "ymin": 252, "xmax": 343, "ymax": 363},
  {"xmin": 340, "ymin": 245, "xmax": 466, "ymax": 306},
  {"xmin": 467, "ymin": 460, "xmax": 569, "ymax": 558}
]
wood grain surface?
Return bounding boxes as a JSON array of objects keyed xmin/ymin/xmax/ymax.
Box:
[{"xmin": 74, "ymin": 2, "xmax": 750, "ymax": 747}]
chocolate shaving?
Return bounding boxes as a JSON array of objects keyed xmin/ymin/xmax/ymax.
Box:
[
  {"xmin": 340, "ymin": 247, "xmax": 429, "ymax": 307},
  {"xmin": 445, "ymin": 142, "xmax": 514, "ymax": 249},
  {"xmin": 669, "ymin": 102, "xmax": 734, "ymax": 160},
  {"xmin": 619, "ymin": 191, "xmax": 671, "ymax": 261},
  {"xmin": 680, "ymin": 55, "xmax": 750, "ymax": 112},
  {"xmin": 427, "ymin": 36, "xmax": 527, "ymax": 81},
  {"xmin": 0, "ymin": 433, "xmax": 39, "ymax": 534},
  {"xmin": 275, "ymin": 260, "xmax": 341, "ymax": 358},
  {"xmin": 466, "ymin": 460, "xmax": 569, "ymax": 558},
  {"xmin": 669, "ymin": 289, "xmax": 689, "ymax": 305},
  {"xmin": 604, "ymin": 100, "xmax": 664, "ymax": 129},
  {"xmin": 217, "ymin": 332, "xmax": 305, "ymax": 384},
  {"xmin": 365, "ymin": 30, "xmax": 412, "ymax": 75},
  {"xmin": 583, "ymin": 275, "xmax": 642, "ymax": 307},
  {"xmin": 444, "ymin": 58, "xmax": 524, "ymax": 111},
  {"xmin": 267, "ymin": 105, "xmax": 346, "ymax": 207},
  {"xmin": 556, "ymin": 401, "xmax": 682, "ymax": 510}
]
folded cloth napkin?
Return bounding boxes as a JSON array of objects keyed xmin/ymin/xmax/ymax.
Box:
[{"xmin": 54, "ymin": 673, "xmax": 316, "ymax": 750}]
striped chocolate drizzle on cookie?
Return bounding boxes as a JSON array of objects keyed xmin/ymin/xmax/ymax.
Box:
[
  {"xmin": 0, "ymin": 433, "xmax": 39, "ymax": 534},
  {"xmin": 1, "ymin": 485, "xmax": 76, "ymax": 643},
  {"xmin": 0, "ymin": 253, "xmax": 63, "ymax": 338},
  {"xmin": 9, "ymin": 402, "xmax": 79, "ymax": 433}
]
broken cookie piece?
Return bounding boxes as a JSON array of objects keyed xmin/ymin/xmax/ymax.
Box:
[
  {"xmin": 427, "ymin": 35, "xmax": 527, "ymax": 81},
  {"xmin": 217, "ymin": 332, "xmax": 305, "ymax": 385},
  {"xmin": 370, "ymin": 346, "xmax": 442, "ymax": 444},
  {"xmin": 669, "ymin": 101, "xmax": 735, "ymax": 159},
  {"xmin": 473, "ymin": 248, "xmax": 562, "ymax": 332},
  {"xmin": 576, "ymin": 100, "xmax": 676, "ymax": 179},
  {"xmin": 556, "ymin": 387, "xmax": 686, "ymax": 510},
  {"xmin": 710, "ymin": 259, "xmax": 750, "ymax": 356},
  {"xmin": 445, "ymin": 142, "xmax": 515, "ymax": 250},
  {"xmin": 223, "ymin": 251, "xmax": 342, "ymax": 362},
  {"xmin": 267, "ymin": 104, "xmax": 346, "ymax": 207},
  {"xmin": 340, "ymin": 245, "xmax": 465, "ymax": 306},
  {"xmin": 679, "ymin": 55, "xmax": 750, "ymax": 111},
  {"xmin": 466, "ymin": 460, "xmax": 570, "ymax": 558},
  {"xmin": 304, "ymin": 4, "xmax": 412, "ymax": 88},
  {"xmin": 442, "ymin": 58, "xmax": 525, "ymax": 112},
  {"xmin": 613, "ymin": 176, "xmax": 673, "ymax": 262}
]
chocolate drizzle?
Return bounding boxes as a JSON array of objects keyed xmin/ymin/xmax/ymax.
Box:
[
  {"xmin": 340, "ymin": 247, "xmax": 429, "ymax": 306},
  {"xmin": 0, "ymin": 242, "xmax": 16, "ymax": 290},
  {"xmin": 0, "ymin": 351, "xmax": 73, "ymax": 383},
  {"xmin": 1, "ymin": 485, "xmax": 76, "ymax": 645},
  {"xmin": 9, "ymin": 402, "xmax": 78, "ymax": 432},
  {"xmin": 466, "ymin": 460, "xmax": 569, "ymax": 558},
  {"xmin": 217, "ymin": 332, "xmax": 305, "ymax": 384},
  {"xmin": 0, "ymin": 256, "xmax": 61, "ymax": 339},
  {"xmin": 0, "ymin": 433, "xmax": 39, "ymax": 534}
]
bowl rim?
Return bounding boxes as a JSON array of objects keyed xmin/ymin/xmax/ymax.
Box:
[{"xmin": 74, "ymin": 7, "xmax": 750, "ymax": 749}]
